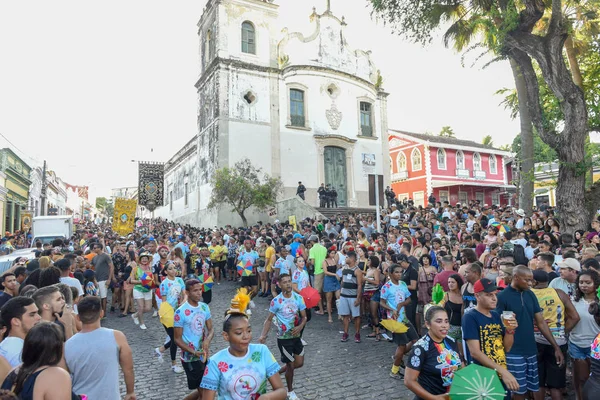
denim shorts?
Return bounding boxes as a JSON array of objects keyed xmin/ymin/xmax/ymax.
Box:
[{"xmin": 568, "ymin": 341, "xmax": 591, "ymax": 360}]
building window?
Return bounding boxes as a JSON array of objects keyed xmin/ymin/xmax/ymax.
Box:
[
  {"xmin": 169, "ymin": 191, "xmax": 173, "ymax": 211},
  {"xmin": 397, "ymin": 152, "xmax": 407, "ymax": 172},
  {"xmin": 184, "ymin": 183, "xmax": 189, "ymax": 207},
  {"xmin": 359, "ymin": 102, "xmax": 373, "ymax": 136},
  {"xmin": 458, "ymin": 191, "xmax": 468, "ymax": 205},
  {"xmin": 290, "ymin": 89, "xmax": 305, "ymax": 127},
  {"xmin": 437, "ymin": 148, "xmax": 446, "ymax": 170},
  {"xmin": 204, "ymin": 30, "xmax": 213, "ymax": 64},
  {"xmin": 456, "ymin": 150, "xmax": 465, "ymax": 169},
  {"xmin": 439, "ymin": 190, "xmax": 449, "ymax": 203},
  {"xmin": 489, "ymin": 154, "xmax": 497, "ymax": 174},
  {"xmin": 473, "ymin": 153, "xmax": 481, "ymax": 170},
  {"xmin": 241, "ymin": 21, "xmax": 256, "ymax": 54},
  {"xmin": 476, "ymin": 192, "xmax": 484, "ymax": 204},
  {"xmin": 492, "ymin": 192, "xmax": 500, "ymax": 206},
  {"xmin": 411, "ymin": 148, "xmax": 422, "ymax": 171},
  {"xmin": 413, "ymin": 191, "xmax": 425, "ymax": 207}
]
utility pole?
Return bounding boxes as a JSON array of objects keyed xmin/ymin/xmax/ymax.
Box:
[{"xmin": 40, "ymin": 160, "xmax": 47, "ymax": 216}]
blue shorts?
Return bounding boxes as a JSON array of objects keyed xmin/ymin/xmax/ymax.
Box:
[
  {"xmin": 568, "ymin": 341, "xmax": 591, "ymax": 360},
  {"xmin": 506, "ymin": 354, "xmax": 540, "ymax": 395}
]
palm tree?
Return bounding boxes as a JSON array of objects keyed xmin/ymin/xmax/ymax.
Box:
[
  {"xmin": 439, "ymin": 126, "xmax": 456, "ymax": 137},
  {"xmin": 482, "ymin": 135, "xmax": 494, "ymax": 147},
  {"xmin": 435, "ymin": 2, "xmax": 535, "ymax": 215}
]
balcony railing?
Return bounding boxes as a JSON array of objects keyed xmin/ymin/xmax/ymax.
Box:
[
  {"xmin": 473, "ymin": 170, "xmax": 487, "ymax": 180},
  {"xmin": 456, "ymin": 168, "xmax": 469, "ymax": 179},
  {"xmin": 391, "ymin": 171, "xmax": 408, "ymax": 182}
]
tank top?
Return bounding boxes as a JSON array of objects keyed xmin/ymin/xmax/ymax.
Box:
[
  {"xmin": 1, "ymin": 368, "xmax": 80, "ymax": 400},
  {"xmin": 364, "ymin": 268, "xmax": 379, "ymax": 292},
  {"xmin": 325, "ymin": 259, "xmax": 337, "ymax": 274},
  {"xmin": 65, "ymin": 327, "xmax": 120, "ymax": 400},
  {"xmin": 341, "ymin": 267, "xmax": 359, "ymax": 298},
  {"xmin": 462, "ymin": 284, "xmax": 477, "ymax": 313},
  {"xmin": 444, "ymin": 296, "xmax": 463, "ymax": 326},
  {"xmin": 532, "ymin": 287, "xmax": 566, "ymax": 345},
  {"xmin": 570, "ymin": 298, "xmax": 600, "ymax": 347}
]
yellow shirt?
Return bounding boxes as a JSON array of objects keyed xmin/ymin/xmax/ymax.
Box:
[
  {"xmin": 265, "ymin": 246, "xmax": 276, "ymax": 272},
  {"xmin": 208, "ymin": 245, "xmax": 222, "ymax": 262}
]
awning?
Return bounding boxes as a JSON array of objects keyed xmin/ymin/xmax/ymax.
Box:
[{"xmin": 432, "ymin": 181, "xmax": 516, "ymax": 190}]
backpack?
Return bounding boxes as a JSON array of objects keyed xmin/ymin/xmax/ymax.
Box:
[{"xmin": 513, "ymin": 244, "xmax": 528, "ymax": 266}]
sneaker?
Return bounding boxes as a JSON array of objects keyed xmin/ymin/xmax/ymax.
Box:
[
  {"xmin": 341, "ymin": 333, "xmax": 349, "ymax": 342},
  {"xmin": 246, "ymin": 309, "xmax": 252, "ymax": 316},
  {"xmin": 152, "ymin": 310, "xmax": 158, "ymax": 317},
  {"xmin": 301, "ymin": 339, "xmax": 308, "ymax": 346},
  {"xmin": 132, "ymin": 313, "xmax": 139, "ymax": 325},
  {"xmin": 155, "ymin": 348, "xmax": 164, "ymax": 363},
  {"xmin": 172, "ymin": 365, "xmax": 184, "ymax": 374},
  {"xmin": 287, "ymin": 391, "xmax": 299, "ymax": 400},
  {"xmin": 389, "ymin": 371, "xmax": 403, "ymax": 380},
  {"xmin": 140, "ymin": 324, "xmax": 147, "ymax": 330},
  {"xmin": 381, "ymin": 333, "xmax": 392, "ymax": 341},
  {"xmin": 249, "ymin": 301, "xmax": 256, "ymax": 309},
  {"xmin": 355, "ymin": 333, "xmax": 361, "ymax": 343}
]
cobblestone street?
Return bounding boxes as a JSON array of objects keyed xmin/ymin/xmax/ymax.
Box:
[{"xmin": 103, "ymin": 280, "xmax": 413, "ymax": 399}]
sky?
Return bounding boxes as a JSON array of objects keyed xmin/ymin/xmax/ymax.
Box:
[{"xmin": 0, "ymin": 0, "xmax": 520, "ymax": 198}]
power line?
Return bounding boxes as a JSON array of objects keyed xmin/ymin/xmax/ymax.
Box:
[{"xmin": 0, "ymin": 132, "xmax": 42, "ymax": 166}]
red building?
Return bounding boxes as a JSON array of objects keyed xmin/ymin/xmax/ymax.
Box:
[{"xmin": 388, "ymin": 130, "xmax": 515, "ymax": 207}]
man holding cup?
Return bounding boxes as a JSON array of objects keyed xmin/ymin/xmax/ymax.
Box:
[
  {"xmin": 462, "ymin": 278, "xmax": 520, "ymax": 394},
  {"xmin": 496, "ymin": 265, "xmax": 565, "ymax": 400}
]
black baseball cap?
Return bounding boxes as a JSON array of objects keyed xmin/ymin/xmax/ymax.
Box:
[{"xmin": 473, "ymin": 278, "xmax": 497, "ymax": 293}]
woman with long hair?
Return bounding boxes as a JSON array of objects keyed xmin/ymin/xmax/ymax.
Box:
[
  {"xmin": 570, "ymin": 269, "xmax": 600, "ymax": 400},
  {"xmin": 171, "ymin": 246, "xmax": 186, "ymax": 278},
  {"xmin": 1, "ymin": 322, "xmax": 75, "ymax": 399},
  {"xmin": 119, "ymin": 250, "xmax": 137, "ymax": 317},
  {"xmin": 442, "ymin": 274, "xmax": 464, "ymax": 360},
  {"xmin": 38, "ymin": 267, "xmax": 61, "ymax": 288},
  {"xmin": 322, "ymin": 250, "xmax": 341, "ymax": 324},
  {"xmin": 416, "ymin": 254, "xmax": 436, "ymax": 335},
  {"xmin": 363, "ymin": 256, "xmax": 381, "ymax": 340}
]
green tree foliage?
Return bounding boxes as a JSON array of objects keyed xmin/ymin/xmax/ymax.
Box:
[
  {"xmin": 511, "ymin": 130, "xmax": 558, "ymax": 164},
  {"xmin": 369, "ymin": 0, "xmax": 596, "ymax": 232},
  {"xmin": 482, "ymin": 135, "xmax": 494, "ymax": 146},
  {"xmin": 439, "ymin": 126, "xmax": 456, "ymax": 137},
  {"xmin": 208, "ymin": 158, "xmax": 283, "ymax": 227},
  {"xmin": 96, "ymin": 197, "xmax": 107, "ymax": 210}
]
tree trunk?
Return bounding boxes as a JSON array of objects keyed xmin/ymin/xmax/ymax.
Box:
[
  {"xmin": 509, "ymin": 57, "xmax": 534, "ymax": 216},
  {"xmin": 239, "ymin": 210, "xmax": 248, "ymax": 227},
  {"xmin": 556, "ymin": 137, "xmax": 588, "ymax": 234}
]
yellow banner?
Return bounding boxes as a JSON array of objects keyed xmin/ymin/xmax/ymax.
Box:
[
  {"xmin": 113, "ymin": 198, "xmax": 137, "ymax": 236},
  {"xmin": 21, "ymin": 212, "xmax": 32, "ymax": 231},
  {"xmin": 288, "ymin": 215, "xmax": 297, "ymax": 231}
]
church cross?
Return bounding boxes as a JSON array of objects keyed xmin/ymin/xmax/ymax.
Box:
[{"xmin": 326, "ymin": 0, "xmax": 331, "ymax": 12}]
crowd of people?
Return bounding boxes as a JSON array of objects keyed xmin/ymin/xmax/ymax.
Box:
[{"xmin": 0, "ymin": 198, "xmax": 600, "ymax": 399}]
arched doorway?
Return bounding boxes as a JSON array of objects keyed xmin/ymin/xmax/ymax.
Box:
[{"xmin": 324, "ymin": 146, "xmax": 348, "ymax": 206}]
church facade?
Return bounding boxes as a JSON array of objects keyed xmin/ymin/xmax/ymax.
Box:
[{"xmin": 156, "ymin": 0, "xmax": 390, "ymax": 226}]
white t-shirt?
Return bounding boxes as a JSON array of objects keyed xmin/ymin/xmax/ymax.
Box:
[
  {"xmin": 0, "ymin": 337, "xmax": 24, "ymax": 367},
  {"xmin": 60, "ymin": 276, "xmax": 84, "ymax": 297},
  {"xmin": 390, "ymin": 210, "xmax": 401, "ymax": 227}
]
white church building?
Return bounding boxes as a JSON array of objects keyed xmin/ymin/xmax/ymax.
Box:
[{"xmin": 156, "ymin": 0, "xmax": 391, "ymax": 226}]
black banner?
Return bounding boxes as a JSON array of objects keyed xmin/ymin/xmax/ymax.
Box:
[{"xmin": 138, "ymin": 162, "xmax": 164, "ymax": 210}]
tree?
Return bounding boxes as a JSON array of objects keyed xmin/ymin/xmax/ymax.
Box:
[
  {"xmin": 369, "ymin": 0, "xmax": 596, "ymax": 233},
  {"xmin": 439, "ymin": 126, "xmax": 456, "ymax": 137},
  {"xmin": 95, "ymin": 197, "xmax": 107, "ymax": 210},
  {"xmin": 482, "ymin": 135, "xmax": 494, "ymax": 147},
  {"xmin": 208, "ymin": 158, "xmax": 283, "ymax": 227}
]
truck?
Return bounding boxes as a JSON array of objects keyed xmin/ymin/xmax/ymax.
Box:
[{"xmin": 32, "ymin": 215, "xmax": 74, "ymax": 245}]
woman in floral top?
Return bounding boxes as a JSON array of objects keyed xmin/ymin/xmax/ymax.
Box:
[{"xmin": 201, "ymin": 313, "xmax": 286, "ymax": 400}]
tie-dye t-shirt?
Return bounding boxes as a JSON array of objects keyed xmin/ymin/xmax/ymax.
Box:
[
  {"xmin": 159, "ymin": 277, "xmax": 185, "ymax": 309},
  {"xmin": 380, "ymin": 280, "xmax": 411, "ymax": 322},
  {"xmin": 269, "ymin": 292, "xmax": 307, "ymax": 339},
  {"xmin": 173, "ymin": 301, "xmax": 211, "ymax": 362},
  {"xmin": 200, "ymin": 343, "xmax": 280, "ymax": 400},
  {"xmin": 407, "ymin": 334, "xmax": 462, "ymax": 395}
]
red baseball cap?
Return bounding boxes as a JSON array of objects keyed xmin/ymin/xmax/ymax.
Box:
[{"xmin": 473, "ymin": 278, "xmax": 498, "ymax": 294}]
